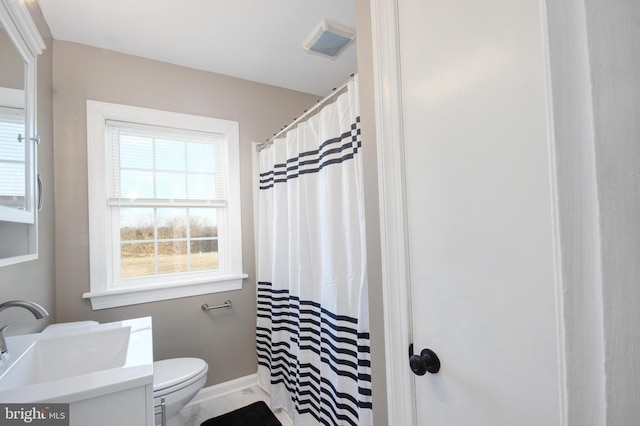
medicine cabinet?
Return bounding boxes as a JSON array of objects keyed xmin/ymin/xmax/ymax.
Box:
[{"xmin": 0, "ymin": 0, "xmax": 45, "ymax": 265}]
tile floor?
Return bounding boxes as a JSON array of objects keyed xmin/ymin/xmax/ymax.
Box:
[{"xmin": 179, "ymin": 384, "xmax": 292, "ymax": 426}]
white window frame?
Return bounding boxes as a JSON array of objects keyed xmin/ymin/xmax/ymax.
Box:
[{"xmin": 84, "ymin": 100, "xmax": 246, "ymax": 310}]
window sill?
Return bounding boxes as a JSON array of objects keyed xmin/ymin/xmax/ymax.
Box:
[{"xmin": 82, "ymin": 274, "xmax": 247, "ymax": 310}]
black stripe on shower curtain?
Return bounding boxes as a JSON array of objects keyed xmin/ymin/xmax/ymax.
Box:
[
  {"xmin": 258, "ymin": 117, "xmax": 362, "ymax": 190},
  {"xmin": 257, "ymin": 281, "xmax": 372, "ymax": 426}
]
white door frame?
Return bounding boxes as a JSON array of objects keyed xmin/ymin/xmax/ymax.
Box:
[{"xmin": 369, "ymin": 0, "xmax": 417, "ymax": 424}]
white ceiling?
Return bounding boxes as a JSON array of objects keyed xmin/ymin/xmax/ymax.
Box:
[{"xmin": 36, "ymin": 0, "xmax": 357, "ymax": 96}]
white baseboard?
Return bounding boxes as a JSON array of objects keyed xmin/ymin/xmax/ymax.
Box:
[{"xmin": 187, "ymin": 373, "xmax": 259, "ymax": 405}]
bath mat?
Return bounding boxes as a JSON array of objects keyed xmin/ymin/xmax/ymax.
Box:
[{"xmin": 200, "ymin": 401, "xmax": 282, "ymax": 426}]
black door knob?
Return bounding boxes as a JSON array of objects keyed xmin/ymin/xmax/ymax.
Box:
[{"xmin": 409, "ymin": 344, "xmax": 441, "ymax": 375}]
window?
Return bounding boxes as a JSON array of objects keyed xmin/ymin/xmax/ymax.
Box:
[
  {"xmin": 84, "ymin": 101, "xmax": 246, "ymax": 309},
  {"xmin": 0, "ymin": 104, "xmax": 25, "ymax": 210}
]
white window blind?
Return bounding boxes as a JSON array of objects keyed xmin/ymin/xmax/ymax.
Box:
[
  {"xmin": 0, "ymin": 105, "xmax": 26, "ymax": 205},
  {"xmin": 105, "ymin": 120, "xmax": 227, "ymax": 207}
]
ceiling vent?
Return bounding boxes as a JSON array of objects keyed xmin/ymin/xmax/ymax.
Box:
[{"xmin": 303, "ymin": 19, "xmax": 356, "ymax": 59}]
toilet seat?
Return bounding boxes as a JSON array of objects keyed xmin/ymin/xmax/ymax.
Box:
[{"xmin": 153, "ymin": 357, "xmax": 208, "ymax": 396}]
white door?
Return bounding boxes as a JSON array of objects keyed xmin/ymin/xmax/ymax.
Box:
[{"xmin": 394, "ymin": 0, "xmax": 564, "ymax": 424}]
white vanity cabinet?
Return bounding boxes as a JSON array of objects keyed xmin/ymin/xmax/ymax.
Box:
[{"xmin": 70, "ymin": 385, "xmax": 154, "ymax": 426}]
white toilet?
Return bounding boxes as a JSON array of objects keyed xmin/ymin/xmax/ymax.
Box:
[
  {"xmin": 153, "ymin": 357, "xmax": 208, "ymax": 426},
  {"xmin": 43, "ymin": 322, "xmax": 208, "ymax": 426}
]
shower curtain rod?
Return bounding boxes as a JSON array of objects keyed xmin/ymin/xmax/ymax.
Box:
[{"xmin": 255, "ymin": 74, "xmax": 355, "ymax": 152}]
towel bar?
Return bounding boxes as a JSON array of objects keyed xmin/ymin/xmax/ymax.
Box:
[{"xmin": 201, "ymin": 300, "xmax": 232, "ymax": 311}]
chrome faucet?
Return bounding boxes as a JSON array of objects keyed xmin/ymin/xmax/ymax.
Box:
[{"xmin": 0, "ymin": 300, "xmax": 49, "ymax": 358}]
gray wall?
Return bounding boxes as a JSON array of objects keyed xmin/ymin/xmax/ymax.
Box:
[
  {"xmin": 0, "ymin": 28, "xmax": 24, "ymax": 89},
  {"xmin": 355, "ymin": 0, "xmax": 387, "ymax": 424},
  {"xmin": 0, "ymin": 4, "xmax": 55, "ymax": 335},
  {"xmin": 52, "ymin": 41, "xmax": 319, "ymax": 386}
]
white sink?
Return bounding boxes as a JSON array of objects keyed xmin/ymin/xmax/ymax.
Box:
[
  {"xmin": 0, "ymin": 326, "xmax": 131, "ymax": 389},
  {"xmin": 0, "ymin": 317, "xmax": 153, "ymax": 403}
]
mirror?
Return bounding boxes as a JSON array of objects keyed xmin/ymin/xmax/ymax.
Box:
[
  {"xmin": 0, "ymin": 23, "xmax": 27, "ymax": 214},
  {"xmin": 0, "ymin": 0, "xmax": 44, "ymax": 225}
]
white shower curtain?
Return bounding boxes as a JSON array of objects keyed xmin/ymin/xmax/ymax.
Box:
[{"xmin": 256, "ymin": 76, "xmax": 372, "ymax": 426}]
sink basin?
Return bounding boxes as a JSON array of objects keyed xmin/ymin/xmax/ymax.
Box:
[
  {"xmin": 0, "ymin": 326, "xmax": 130, "ymax": 390},
  {"xmin": 0, "ymin": 317, "xmax": 153, "ymax": 403}
]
